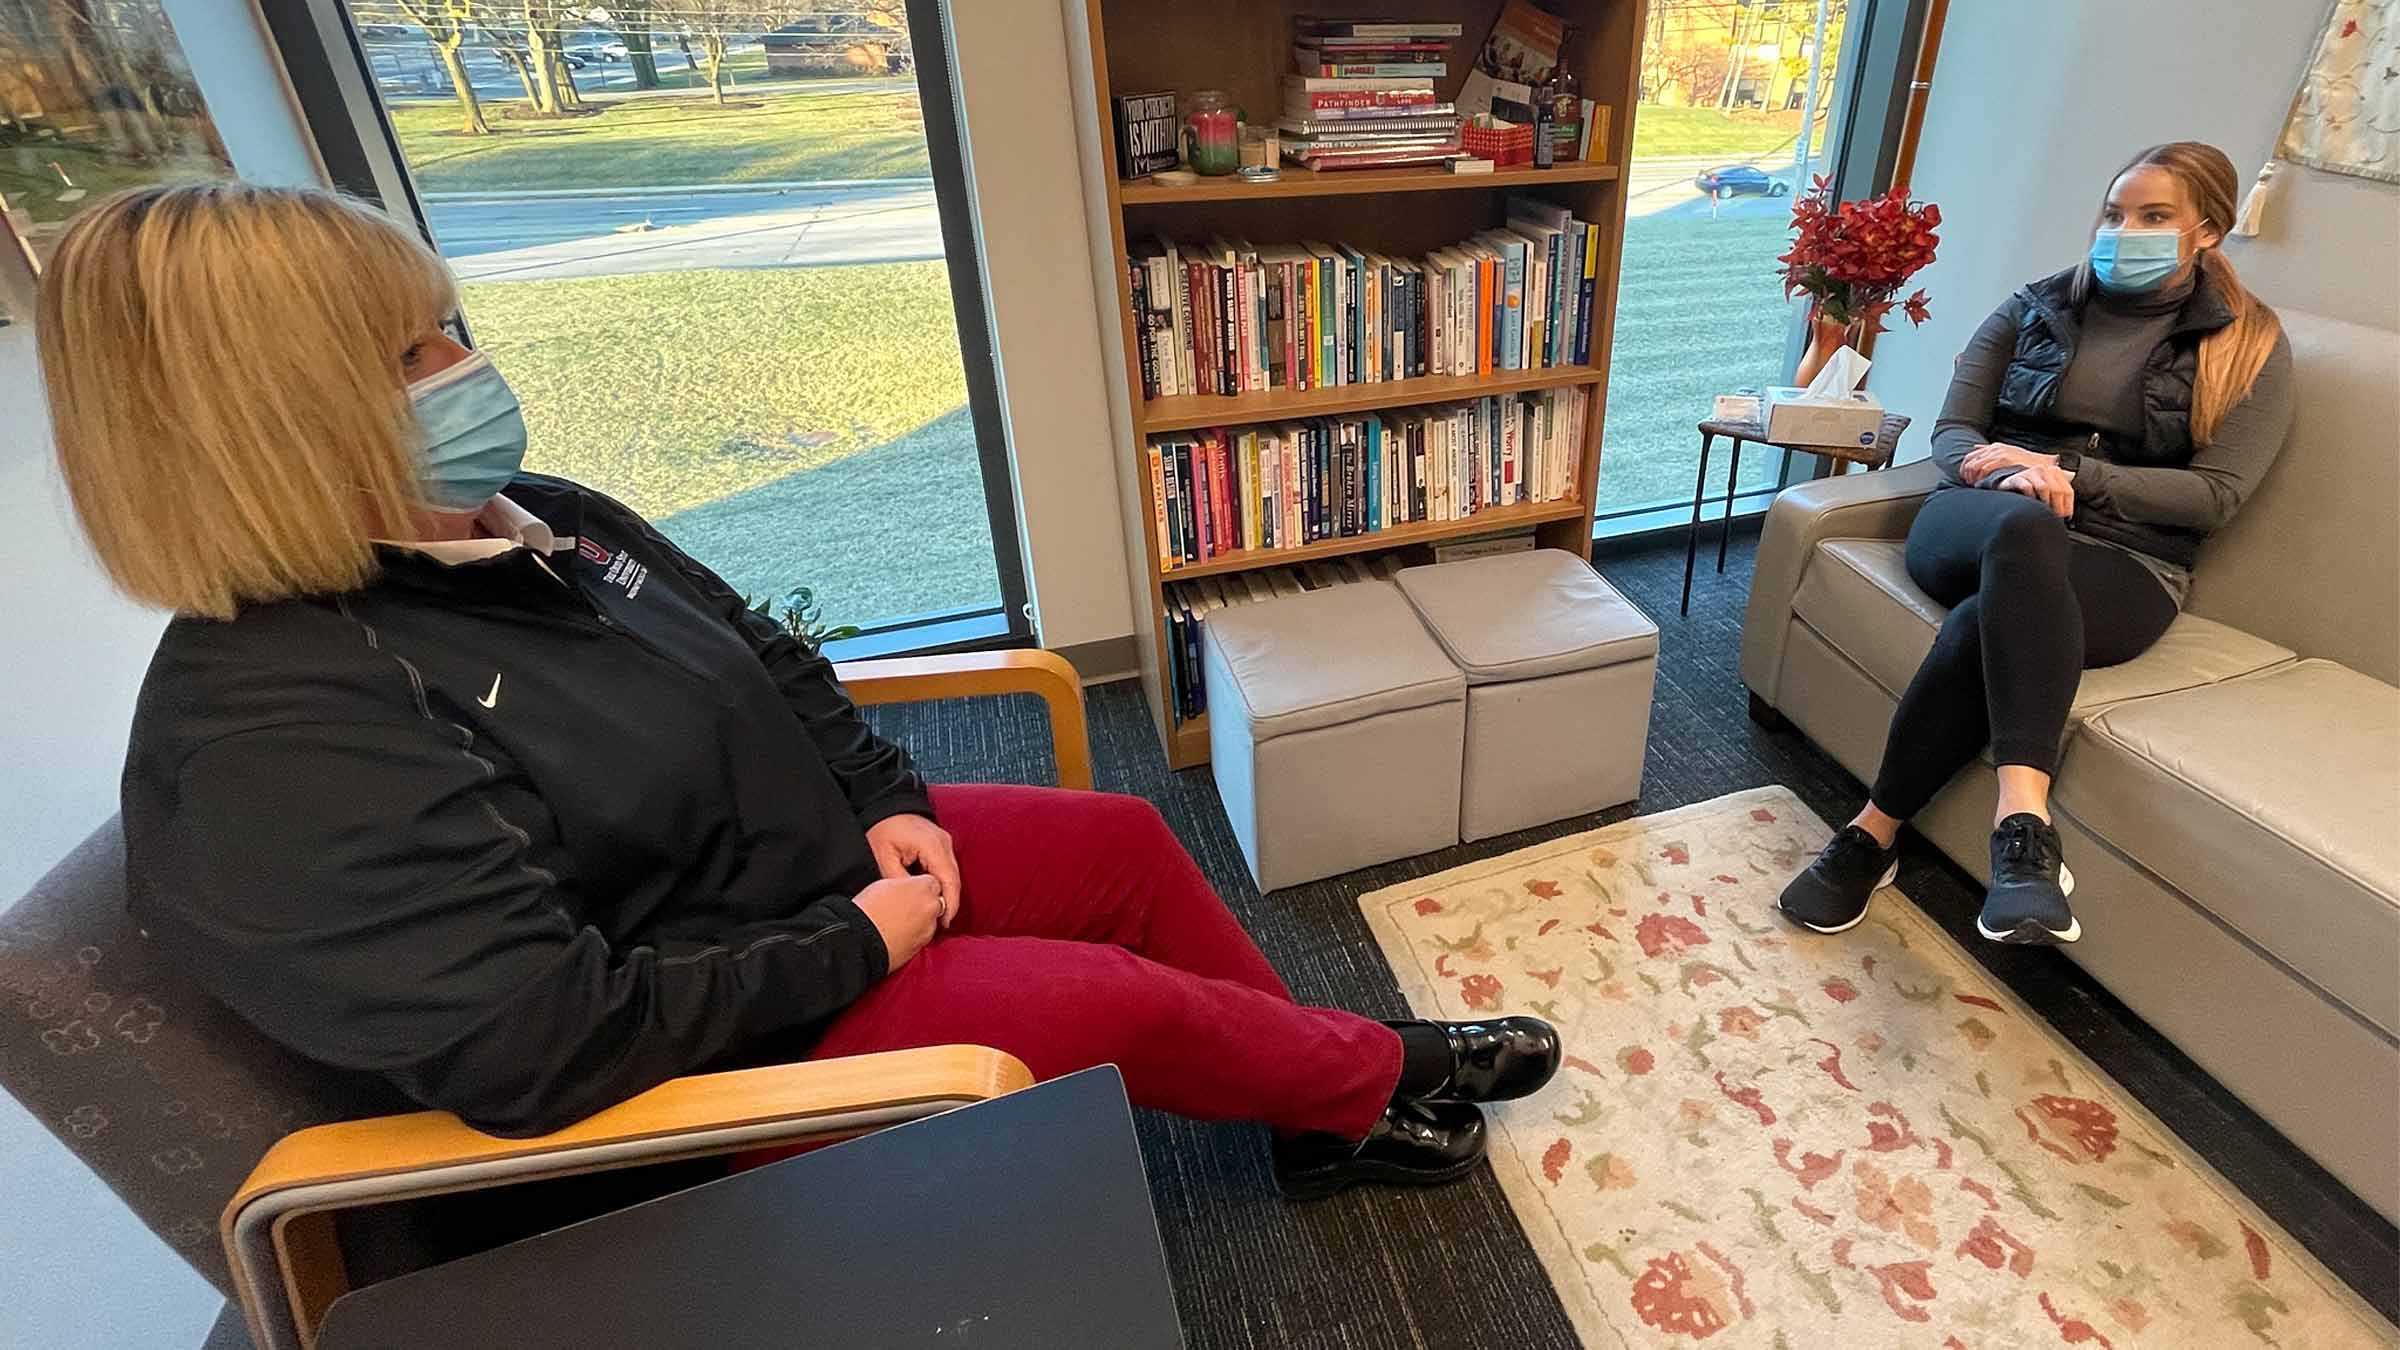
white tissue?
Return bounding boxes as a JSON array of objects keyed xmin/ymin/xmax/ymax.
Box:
[{"xmin": 1802, "ymin": 344, "xmax": 1871, "ymax": 400}]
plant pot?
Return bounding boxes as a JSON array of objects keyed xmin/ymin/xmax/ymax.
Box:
[{"xmin": 1794, "ymin": 311, "xmax": 1860, "ymax": 387}]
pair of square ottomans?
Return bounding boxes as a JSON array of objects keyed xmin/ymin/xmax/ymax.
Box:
[{"xmin": 1205, "ymin": 548, "xmax": 1659, "ymax": 891}]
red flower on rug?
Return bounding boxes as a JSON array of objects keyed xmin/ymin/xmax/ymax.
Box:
[
  {"xmin": 1542, "ymin": 1137, "xmax": 1572, "ymax": 1183},
  {"xmin": 1822, "ymin": 977, "xmax": 1860, "ymax": 1003},
  {"xmin": 2018, "ymin": 1094, "xmax": 2119, "ymax": 1165},
  {"xmin": 1628, "ymin": 1249, "xmax": 1740, "ymax": 1339},
  {"xmin": 1660, "ymin": 842, "xmax": 1692, "ymax": 865},
  {"xmin": 2039, "ymin": 1291, "xmax": 2118, "ymax": 1348},
  {"xmin": 1868, "ymin": 1260, "xmax": 1938, "ymax": 1322},
  {"xmin": 1636, "ymin": 913, "xmax": 1711, "ymax": 958},
  {"xmin": 1956, "ymin": 1213, "xmax": 2036, "ymax": 1277},
  {"xmin": 1412, "ymin": 897, "xmax": 1443, "ymax": 915},
  {"xmin": 1618, "ymin": 1046, "xmax": 1656, "ymax": 1076},
  {"xmin": 1526, "ymin": 879, "xmax": 1564, "ymax": 900},
  {"xmin": 1459, "ymin": 973, "xmax": 1503, "ymax": 1011},
  {"xmin": 1772, "ymin": 1138, "xmax": 1845, "ymax": 1189}
]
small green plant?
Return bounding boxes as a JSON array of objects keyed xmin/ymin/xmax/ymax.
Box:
[{"xmin": 747, "ymin": 585, "xmax": 862, "ymax": 646}]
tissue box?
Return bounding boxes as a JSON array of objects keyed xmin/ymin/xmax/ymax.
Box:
[{"xmin": 1763, "ymin": 386, "xmax": 1885, "ymax": 449}]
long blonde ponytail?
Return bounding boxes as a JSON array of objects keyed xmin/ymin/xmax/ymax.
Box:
[{"xmin": 2088, "ymin": 142, "xmax": 2282, "ymax": 446}]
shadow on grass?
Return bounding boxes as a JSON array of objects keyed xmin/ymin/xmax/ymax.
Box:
[{"xmin": 655, "ymin": 406, "xmax": 999, "ymax": 630}]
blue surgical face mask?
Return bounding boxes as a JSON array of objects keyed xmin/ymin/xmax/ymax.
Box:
[
  {"xmin": 407, "ymin": 351, "xmax": 527, "ymax": 512},
  {"xmin": 2089, "ymin": 226, "xmax": 2191, "ymax": 294}
]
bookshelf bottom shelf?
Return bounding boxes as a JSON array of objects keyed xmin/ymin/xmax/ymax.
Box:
[{"xmin": 1157, "ymin": 499, "xmax": 1585, "ymax": 583}]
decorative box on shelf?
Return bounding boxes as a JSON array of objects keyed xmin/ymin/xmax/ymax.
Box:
[{"xmin": 1462, "ymin": 115, "xmax": 1533, "ymax": 167}]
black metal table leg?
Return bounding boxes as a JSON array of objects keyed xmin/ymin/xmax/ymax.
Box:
[
  {"xmin": 1719, "ymin": 436, "xmax": 1744, "ymax": 573},
  {"xmin": 1682, "ymin": 432, "xmax": 1714, "ymax": 616}
]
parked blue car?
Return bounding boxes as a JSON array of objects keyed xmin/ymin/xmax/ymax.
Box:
[{"xmin": 1694, "ymin": 165, "xmax": 1792, "ymax": 198}]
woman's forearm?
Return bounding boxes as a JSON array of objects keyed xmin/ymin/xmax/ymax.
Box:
[{"xmin": 1929, "ymin": 300, "xmax": 2023, "ymax": 487}]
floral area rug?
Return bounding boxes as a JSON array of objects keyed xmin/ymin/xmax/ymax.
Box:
[{"xmin": 1359, "ymin": 787, "xmax": 2393, "ymax": 1348}]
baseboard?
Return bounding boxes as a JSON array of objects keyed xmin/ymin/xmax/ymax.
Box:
[{"xmin": 1050, "ymin": 634, "xmax": 1139, "ymax": 685}]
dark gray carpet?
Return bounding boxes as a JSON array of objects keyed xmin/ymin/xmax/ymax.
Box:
[{"xmin": 861, "ymin": 528, "xmax": 2398, "ymax": 1348}]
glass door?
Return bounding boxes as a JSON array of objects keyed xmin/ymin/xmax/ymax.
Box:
[
  {"xmin": 285, "ymin": 0, "xmax": 1027, "ymax": 654},
  {"xmin": 1594, "ymin": 0, "xmax": 1856, "ymax": 535}
]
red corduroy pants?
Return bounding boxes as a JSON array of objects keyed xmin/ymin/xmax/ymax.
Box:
[{"xmin": 807, "ymin": 784, "xmax": 1401, "ymax": 1140}]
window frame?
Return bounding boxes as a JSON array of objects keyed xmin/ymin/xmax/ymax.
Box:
[{"xmin": 255, "ymin": 0, "xmax": 1035, "ymax": 656}]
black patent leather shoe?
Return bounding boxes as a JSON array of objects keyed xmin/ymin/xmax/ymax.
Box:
[
  {"xmin": 1271, "ymin": 1099, "xmax": 1487, "ymax": 1201},
  {"xmin": 1386, "ymin": 1016, "xmax": 1563, "ymax": 1105}
]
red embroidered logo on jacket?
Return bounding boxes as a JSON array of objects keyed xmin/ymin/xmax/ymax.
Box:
[{"xmin": 577, "ymin": 538, "xmax": 612, "ymax": 566}]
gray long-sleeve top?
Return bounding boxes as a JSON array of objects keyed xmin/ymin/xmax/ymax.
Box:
[{"xmin": 1929, "ymin": 281, "xmax": 2294, "ymax": 601}]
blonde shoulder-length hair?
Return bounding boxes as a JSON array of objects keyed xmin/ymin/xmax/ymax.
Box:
[{"xmin": 39, "ymin": 183, "xmax": 457, "ymax": 619}]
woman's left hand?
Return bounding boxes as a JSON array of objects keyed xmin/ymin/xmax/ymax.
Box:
[
  {"xmin": 865, "ymin": 814, "xmax": 962, "ymax": 927},
  {"xmin": 1999, "ymin": 463, "xmax": 2078, "ymax": 519},
  {"xmin": 1960, "ymin": 442, "xmax": 2057, "ymax": 486}
]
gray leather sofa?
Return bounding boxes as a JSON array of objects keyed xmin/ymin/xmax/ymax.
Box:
[{"xmin": 1738, "ymin": 309, "xmax": 2400, "ymax": 1221}]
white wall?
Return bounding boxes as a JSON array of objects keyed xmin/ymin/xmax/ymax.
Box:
[
  {"xmin": 948, "ymin": 1, "xmax": 1135, "ymax": 660},
  {"xmin": 3, "ymin": 0, "xmax": 318, "ymax": 901},
  {"xmin": 1874, "ymin": 0, "xmax": 2400, "ymax": 460}
]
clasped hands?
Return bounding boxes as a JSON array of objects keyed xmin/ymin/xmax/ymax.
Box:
[
  {"xmin": 1960, "ymin": 442, "xmax": 2075, "ymax": 519},
  {"xmin": 852, "ymin": 813, "xmax": 961, "ymax": 970}
]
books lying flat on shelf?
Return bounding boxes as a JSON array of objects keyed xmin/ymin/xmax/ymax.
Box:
[
  {"xmin": 1282, "ymin": 14, "xmax": 1460, "ymax": 169},
  {"xmin": 1162, "ymin": 554, "xmax": 1405, "ymax": 724},
  {"xmin": 1143, "ymin": 385, "xmax": 1587, "ymax": 573},
  {"xmin": 1293, "ymin": 17, "xmax": 1464, "ymax": 39},
  {"xmin": 1432, "ymin": 530, "xmax": 1537, "ymax": 563},
  {"xmin": 1126, "ymin": 200, "xmax": 1603, "ymax": 401}
]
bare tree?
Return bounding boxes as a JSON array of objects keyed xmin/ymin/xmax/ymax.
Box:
[
  {"xmin": 382, "ymin": 0, "xmax": 491, "ymax": 133},
  {"xmin": 657, "ymin": 0, "xmax": 781, "ymax": 105},
  {"xmin": 598, "ymin": 0, "xmax": 662, "ymax": 88}
]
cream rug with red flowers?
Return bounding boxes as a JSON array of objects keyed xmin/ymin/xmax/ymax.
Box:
[{"xmin": 1359, "ymin": 787, "xmax": 2393, "ymax": 1349}]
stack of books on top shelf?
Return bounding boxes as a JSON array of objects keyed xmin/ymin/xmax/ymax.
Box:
[
  {"xmin": 1282, "ymin": 16, "xmax": 1463, "ymax": 171},
  {"xmin": 1144, "ymin": 384, "xmax": 1586, "ymax": 572},
  {"xmin": 1164, "ymin": 555, "xmax": 1402, "ymax": 723},
  {"xmin": 1128, "ymin": 196, "xmax": 1601, "ymax": 402}
]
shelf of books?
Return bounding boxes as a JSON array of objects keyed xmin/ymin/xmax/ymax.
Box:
[{"xmin": 1073, "ymin": 0, "xmax": 1644, "ymax": 769}]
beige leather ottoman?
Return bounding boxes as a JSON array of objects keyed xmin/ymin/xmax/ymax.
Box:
[
  {"xmin": 1397, "ymin": 550, "xmax": 1660, "ymax": 841},
  {"xmin": 1202, "ymin": 580, "xmax": 1467, "ymax": 891}
]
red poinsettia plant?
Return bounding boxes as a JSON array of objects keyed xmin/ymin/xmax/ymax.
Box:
[{"xmin": 1777, "ymin": 177, "xmax": 1941, "ymax": 333}]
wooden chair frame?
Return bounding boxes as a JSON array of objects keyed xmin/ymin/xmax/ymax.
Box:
[{"xmin": 223, "ymin": 649, "xmax": 1087, "ymax": 1349}]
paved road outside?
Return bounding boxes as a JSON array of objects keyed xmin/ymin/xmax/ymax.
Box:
[
  {"xmin": 427, "ymin": 184, "xmax": 941, "ymax": 281},
  {"xmin": 1625, "ymin": 153, "xmax": 1805, "ymax": 221}
]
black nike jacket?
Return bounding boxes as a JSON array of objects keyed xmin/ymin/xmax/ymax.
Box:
[{"xmin": 122, "ymin": 475, "xmax": 931, "ymax": 1136}]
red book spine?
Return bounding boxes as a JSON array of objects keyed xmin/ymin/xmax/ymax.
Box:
[
  {"xmin": 1293, "ymin": 90, "xmax": 1438, "ymax": 110},
  {"xmin": 1212, "ymin": 433, "xmax": 1234, "ymax": 556}
]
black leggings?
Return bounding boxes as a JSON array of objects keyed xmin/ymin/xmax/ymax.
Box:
[{"xmin": 1868, "ymin": 488, "xmax": 2177, "ymax": 819}]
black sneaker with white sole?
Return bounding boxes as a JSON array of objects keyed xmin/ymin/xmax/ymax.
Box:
[
  {"xmin": 1978, "ymin": 813, "xmax": 2080, "ymax": 944},
  {"xmin": 1778, "ymin": 825, "xmax": 1899, "ymax": 934}
]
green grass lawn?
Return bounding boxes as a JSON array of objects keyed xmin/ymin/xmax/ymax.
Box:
[
  {"xmin": 1629, "ymin": 105, "xmax": 1806, "ymax": 160},
  {"xmin": 1597, "ymin": 215, "xmax": 1800, "ymax": 513},
  {"xmin": 391, "ymin": 84, "xmax": 929, "ymax": 193},
  {"xmin": 460, "ymin": 261, "xmax": 993, "ymax": 620}
]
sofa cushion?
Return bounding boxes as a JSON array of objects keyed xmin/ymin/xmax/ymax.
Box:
[
  {"xmin": 1202, "ymin": 579, "xmax": 1463, "ymax": 743},
  {"xmin": 1794, "ymin": 537, "xmax": 2295, "ymax": 728},
  {"xmin": 1395, "ymin": 549, "xmax": 1659, "ymax": 684},
  {"xmin": 2058, "ymin": 660, "xmax": 2400, "ymax": 1038}
]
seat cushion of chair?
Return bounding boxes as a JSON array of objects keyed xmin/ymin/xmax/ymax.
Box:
[
  {"xmin": 1202, "ymin": 580, "xmax": 1464, "ymax": 742},
  {"xmin": 1794, "ymin": 537, "xmax": 2295, "ymax": 728},
  {"xmin": 1394, "ymin": 549, "xmax": 1659, "ymax": 684},
  {"xmin": 2058, "ymin": 660, "xmax": 2400, "ymax": 1037}
]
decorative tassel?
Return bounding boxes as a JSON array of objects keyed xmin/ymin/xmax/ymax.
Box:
[{"xmin": 2234, "ymin": 158, "xmax": 2280, "ymax": 238}]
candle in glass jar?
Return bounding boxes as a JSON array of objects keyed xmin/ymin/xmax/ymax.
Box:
[{"xmin": 1181, "ymin": 90, "xmax": 1240, "ymax": 176}]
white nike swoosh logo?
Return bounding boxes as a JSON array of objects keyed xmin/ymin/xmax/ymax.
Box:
[{"xmin": 478, "ymin": 673, "xmax": 502, "ymax": 709}]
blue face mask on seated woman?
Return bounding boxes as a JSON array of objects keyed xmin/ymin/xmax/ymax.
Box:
[
  {"xmin": 408, "ymin": 351, "xmax": 529, "ymax": 512},
  {"xmin": 2087, "ymin": 226, "xmax": 2192, "ymax": 295}
]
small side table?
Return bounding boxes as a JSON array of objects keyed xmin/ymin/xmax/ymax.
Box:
[{"xmin": 1682, "ymin": 412, "xmax": 1911, "ymax": 615}]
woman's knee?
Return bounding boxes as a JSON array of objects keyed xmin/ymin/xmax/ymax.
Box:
[{"xmin": 1979, "ymin": 493, "xmax": 2069, "ymax": 567}]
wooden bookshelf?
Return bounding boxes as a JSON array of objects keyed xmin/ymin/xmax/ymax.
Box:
[
  {"xmin": 1162, "ymin": 498, "xmax": 1585, "ymax": 580},
  {"xmin": 1068, "ymin": 0, "xmax": 1646, "ymax": 771},
  {"xmin": 1119, "ymin": 159, "xmax": 1619, "ymax": 205},
  {"xmin": 1141, "ymin": 362, "xmax": 1601, "ymax": 433}
]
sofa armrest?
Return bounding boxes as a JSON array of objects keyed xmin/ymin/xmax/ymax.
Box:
[
  {"xmin": 836, "ymin": 650, "xmax": 1092, "ymax": 790},
  {"xmin": 226, "ymin": 1046, "xmax": 1032, "ymax": 1350},
  {"xmin": 1740, "ymin": 459, "xmax": 1941, "ymax": 705}
]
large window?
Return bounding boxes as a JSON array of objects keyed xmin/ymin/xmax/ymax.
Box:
[
  {"xmin": 269, "ymin": 0, "xmax": 1027, "ymax": 655},
  {"xmin": 1594, "ymin": 0, "xmax": 1915, "ymax": 537}
]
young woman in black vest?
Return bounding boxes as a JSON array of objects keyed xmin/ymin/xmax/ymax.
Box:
[{"xmin": 1780, "ymin": 141, "xmax": 2292, "ymax": 944}]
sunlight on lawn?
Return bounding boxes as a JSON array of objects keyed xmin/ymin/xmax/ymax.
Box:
[
  {"xmin": 463, "ymin": 262, "xmax": 965, "ymax": 519},
  {"xmin": 1598, "ymin": 216, "xmax": 1798, "ymax": 514},
  {"xmin": 390, "ymin": 85, "xmax": 930, "ymax": 193}
]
